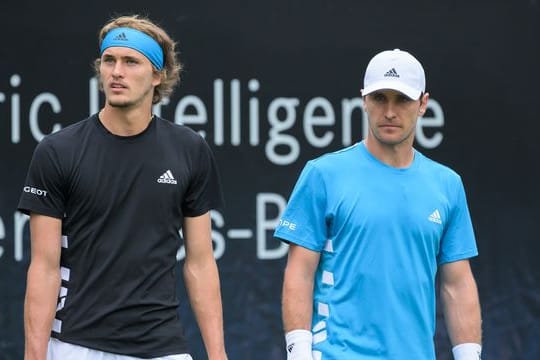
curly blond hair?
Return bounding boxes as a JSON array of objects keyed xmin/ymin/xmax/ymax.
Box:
[{"xmin": 94, "ymin": 15, "xmax": 182, "ymax": 104}]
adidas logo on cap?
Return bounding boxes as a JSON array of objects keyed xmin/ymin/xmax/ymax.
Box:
[{"xmin": 384, "ymin": 68, "xmax": 400, "ymax": 78}]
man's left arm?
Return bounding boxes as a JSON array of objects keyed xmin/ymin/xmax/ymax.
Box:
[
  {"xmin": 440, "ymin": 259, "xmax": 482, "ymax": 359},
  {"xmin": 183, "ymin": 212, "xmax": 227, "ymax": 360}
]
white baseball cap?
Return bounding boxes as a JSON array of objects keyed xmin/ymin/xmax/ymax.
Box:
[{"xmin": 361, "ymin": 49, "xmax": 425, "ymax": 100}]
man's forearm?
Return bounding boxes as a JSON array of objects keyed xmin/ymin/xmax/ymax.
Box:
[
  {"xmin": 282, "ymin": 265, "xmax": 315, "ymax": 360},
  {"xmin": 441, "ymin": 276, "xmax": 482, "ymax": 345},
  {"xmin": 282, "ymin": 276, "xmax": 314, "ymax": 332},
  {"xmin": 184, "ymin": 260, "xmax": 227, "ymax": 360},
  {"xmin": 24, "ymin": 263, "xmax": 61, "ymax": 360}
]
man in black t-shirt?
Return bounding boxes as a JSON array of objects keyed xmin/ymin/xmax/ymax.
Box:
[{"xmin": 19, "ymin": 15, "xmax": 228, "ymax": 360}]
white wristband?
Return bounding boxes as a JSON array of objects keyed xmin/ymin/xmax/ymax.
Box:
[
  {"xmin": 285, "ymin": 329, "xmax": 313, "ymax": 360},
  {"xmin": 452, "ymin": 343, "xmax": 482, "ymax": 360}
]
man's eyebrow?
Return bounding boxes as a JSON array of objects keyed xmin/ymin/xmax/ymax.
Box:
[
  {"xmin": 122, "ymin": 55, "xmax": 139, "ymax": 61},
  {"xmin": 102, "ymin": 53, "xmax": 140, "ymax": 61}
]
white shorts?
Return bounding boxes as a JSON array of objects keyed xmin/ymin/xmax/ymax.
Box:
[{"xmin": 47, "ymin": 338, "xmax": 193, "ymax": 360}]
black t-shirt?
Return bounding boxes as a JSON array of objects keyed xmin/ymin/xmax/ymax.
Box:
[{"xmin": 18, "ymin": 114, "xmax": 223, "ymax": 357}]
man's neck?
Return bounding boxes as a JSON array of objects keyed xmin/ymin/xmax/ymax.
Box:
[
  {"xmin": 364, "ymin": 137, "xmax": 415, "ymax": 169},
  {"xmin": 99, "ymin": 105, "xmax": 154, "ymax": 136}
]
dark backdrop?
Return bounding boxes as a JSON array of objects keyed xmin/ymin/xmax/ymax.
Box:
[{"xmin": 1, "ymin": 1, "xmax": 539, "ymax": 359}]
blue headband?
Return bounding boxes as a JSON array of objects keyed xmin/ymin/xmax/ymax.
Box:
[{"xmin": 100, "ymin": 27, "xmax": 164, "ymax": 70}]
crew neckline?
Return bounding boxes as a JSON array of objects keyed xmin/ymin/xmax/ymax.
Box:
[
  {"xmin": 358, "ymin": 140, "xmax": 421, "ymax": 173},
  {"xmin": 94, "ymin": 113, "xmax": 156, "ymax": 141}
]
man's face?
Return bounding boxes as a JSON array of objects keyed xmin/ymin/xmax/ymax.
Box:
[
  {"xmin": 99, "ymin": 47, "xmax": 161, "ymax": 109},
  {"xmin": 364, "ymin": 89, "xmax": 428, "ymax": 146}
]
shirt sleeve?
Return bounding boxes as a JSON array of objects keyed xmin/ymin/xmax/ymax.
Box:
[
  {"xmin": 437, "ymin": 176, "xmax": 478, "ymax": 264},
  {"xmin": 273, "ymin": 161, "xmax": 328, "ymax": 252},
  {"xmin": 182, "ymin": 138, "xmax": 224, "ymax": 217},
  {"xmin": 17, "ymin": 138, "xmax": 66, "ymax": 218}
]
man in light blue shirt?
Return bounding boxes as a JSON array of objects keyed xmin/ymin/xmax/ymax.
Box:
[{"xmin": 275, "ymin": 49, "xmax": 482, "ymax": 360}]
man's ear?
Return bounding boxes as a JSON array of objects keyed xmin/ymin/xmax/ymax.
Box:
[
  {"xmin": 152, "ymin": 70, "xmax": 163, "ymax": 87},
  {"xmin": 362, "ymin": 95, "xmax": 367, "ymax": 112},
  {"xmin": 419, "ymin": 92, "xmax": 430, "ymax": 115}
]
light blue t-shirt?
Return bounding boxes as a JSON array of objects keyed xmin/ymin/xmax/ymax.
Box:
[{"xmin": 274, "ymin": 142, "xmax": 478, "ymax": 359}]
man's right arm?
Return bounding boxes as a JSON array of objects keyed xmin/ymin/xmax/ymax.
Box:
[
  {"xmin": 282, "ymin": 244, "xmax": 320, "ymax": 360},
  {"xmin": 25, "ymin": 213, "xmax": 62, "ymax": 360}
]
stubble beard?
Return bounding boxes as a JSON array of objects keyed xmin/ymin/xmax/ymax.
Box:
[
  {"xmin": 371, "ymin": 125, "xmax": 416, "ymax": 147},
  {"xmin": 107, "ymin": 98, "xmax": 134, "ymax": 108},
  {"xmin": 106, "ymin": 86, "xmax": 154, "ymax": 109}
]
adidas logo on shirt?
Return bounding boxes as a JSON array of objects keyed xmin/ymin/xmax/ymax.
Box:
[
  {"xmin": 428, "ymin": 209, "xmax": 442, "ymax": 224},
  {"xmin": 157, "ymin": 170, "xmax": 177, "ymax": 184},
  {"xmin": 384, "ymin": 68, "xmax": 400, "ymax": 77},
  {"xmin": 113, "ymin": 32, "xmax": 128, "ymax": 41}
]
